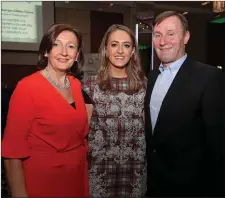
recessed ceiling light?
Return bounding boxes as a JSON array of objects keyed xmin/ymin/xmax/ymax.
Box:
[
  {"xmin": 201, "ymin": 2, "xmax": 210, "ymax": 6},
  {"xmin": 109, "ymin": 3, "xmax": 114, "ymax": 7}
]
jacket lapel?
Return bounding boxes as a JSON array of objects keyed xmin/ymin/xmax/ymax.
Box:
[{"xmin": 153, "ymin": 58, "xmax": 195, "ymax": 141}]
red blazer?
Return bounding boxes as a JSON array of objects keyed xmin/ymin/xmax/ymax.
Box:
[{"xmin": 2, "ymin": 72, "xmax": 89, "ymax": 197}]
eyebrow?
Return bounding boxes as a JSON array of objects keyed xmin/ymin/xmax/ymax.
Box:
[
  {"xmin": 154, "ymin": 30, "xmax": 175, "ymax": 34},
  {"xmin": 110, "ymin": 41, "xmax": 132, "ymax": 44},
  {"xmin": 166, "ymin": 30, "xmax": 175, "ymax": 32},
  {"xmin": 55, "ymin": 39, "xmax": 76, "ymax": 44}
]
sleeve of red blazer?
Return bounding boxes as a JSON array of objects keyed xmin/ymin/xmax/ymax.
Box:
[{"xmin": 2, "ymin": 79, "xmax": 35, "ymax": 159}]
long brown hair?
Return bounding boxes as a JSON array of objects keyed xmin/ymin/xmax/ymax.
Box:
[
  {"xmin": 98, "ymin": 24, "xmax": 146, "ymax": 94},
  {"xmin": 37, "ymin": 23, "xmax": 84, "ymax": 78}
]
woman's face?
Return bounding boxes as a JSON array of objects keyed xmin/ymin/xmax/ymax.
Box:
[
  {"xmin": 106, "ymin": 30, "xmax": 134, "ymax": 70},
  {"xmin": 46, "ymin": 30, "xmax": 79, "ymax": 72}
]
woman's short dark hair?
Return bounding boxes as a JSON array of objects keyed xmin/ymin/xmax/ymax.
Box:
[
  {"xmin": 154, "ymin": 11, "xmax": 189, "ymax": 33},
  {"xmin": 37, "ymin": 23, "xmax": 84, "ymax": 78}
]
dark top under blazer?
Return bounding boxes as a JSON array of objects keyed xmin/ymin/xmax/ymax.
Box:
[{"xmin": 144, "ymin": 57, "xmax": 224, "ymax": 197}]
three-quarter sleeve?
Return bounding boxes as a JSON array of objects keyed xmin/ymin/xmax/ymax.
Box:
[
  {"xmin": 82, "ymin": 89, "xmax": 93, "ymax": 104},
  {"xmin": 2, "ymin": 80, "xmax": 35, "ymax": 159}
]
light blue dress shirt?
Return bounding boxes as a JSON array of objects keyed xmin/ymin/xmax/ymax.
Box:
[{"xmin": 150, "ymin": 54, "xmax": 187, "ymax": 132}]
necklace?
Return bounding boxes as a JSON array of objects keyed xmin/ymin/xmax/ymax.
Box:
[{"xmin": 43, "ymin": 68, "xmax": 70, "ymax": 89}]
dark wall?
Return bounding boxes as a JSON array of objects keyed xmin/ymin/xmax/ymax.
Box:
[
  {"xmin": 90, "ymin": 11, "xmax": 123, "ymax": 53},
  {"xmin": 2, "ymin": 65, "xmax": 38, "ymax": 88},
  {"xmin": 185, "ymin": 13, "xmax": 209, "ymax": 63},
  {"xmin": 206, "ymin": 23, "xmax": 225, "ymax": 69}
]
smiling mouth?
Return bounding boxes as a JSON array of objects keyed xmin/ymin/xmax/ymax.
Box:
[
  {"xmin": 115, "ymin": 56, "xmax": 125, "ymax": 60},
  {"xmin": 160, "ymin": 48, "xmax": 171, "ymax": 51},
  {"xmin": 57, "ymin": 59, "xmax": 69, "ymax": 62}
]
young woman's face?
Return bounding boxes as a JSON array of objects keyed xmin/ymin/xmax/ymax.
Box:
[{"xmin": 106, "ymin": 30, "xmax": 134, "ymax": 69}]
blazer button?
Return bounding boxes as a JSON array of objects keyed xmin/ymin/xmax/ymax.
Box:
[{"xmin": 153, "ymin": 149, "xmax": 156, "ymax": 153}]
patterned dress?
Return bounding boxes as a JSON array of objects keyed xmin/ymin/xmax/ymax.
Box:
[{"xmin": 83, "ymin": 76, "xmax": 147, "ymax": 197}]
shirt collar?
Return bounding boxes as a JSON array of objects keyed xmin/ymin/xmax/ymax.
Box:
[{"xmin": 159, "ymin": 54, "xmax": 187, "ymax": 73}]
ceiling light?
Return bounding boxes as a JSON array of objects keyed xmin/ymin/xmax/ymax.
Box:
[
  {"xmin": 202, "ymin": 2, "xmax": 210, "ymax": 6},
  {"xmin": 213, "ymin": 1, "xmax": 225, "ymax": 13},
  {"xmin": 108, "ymin": 3, "xmax": 114, "ymax": 7}
]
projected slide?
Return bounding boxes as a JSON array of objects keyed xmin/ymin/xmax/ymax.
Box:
[{"xmin": 1, "ymin": 2, "xmax": 43, "ymax": 43}]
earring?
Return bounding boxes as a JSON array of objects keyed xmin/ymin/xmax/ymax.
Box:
[{"xmin": 75, "ymin": 50, "xmax": 81, "ymax": 62}]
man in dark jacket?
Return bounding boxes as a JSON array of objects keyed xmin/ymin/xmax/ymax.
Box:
[{"xmin": 145, "ymin": 11, "xmax": 224, "ymax": 197}]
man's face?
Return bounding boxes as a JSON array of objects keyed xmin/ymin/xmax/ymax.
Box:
[{"xmin": 153, "ymin": 16, "xmax": 190, "ymax": 67}]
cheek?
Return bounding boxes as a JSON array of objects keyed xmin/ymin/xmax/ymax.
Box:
[
  {"xmin": 48, "ymin": 49, "xmax": 58, "ymax": 57},
  {"xmin": 126, "ymin": 50, "xmax": 133, "ymax": 59},
  {"xmin": 168, "ymin": 38, "xmax": 179, "ymax": 46},
  {"xmin": 49, "ymin": 49, "xmax": 64, "ymax": 60},
  {"xmin": 153, "ymin": 40, "xmax": 160, "ymax": 48},
  {"xmin": 47, "ymin": 53, "xmax": 54, "ymax": 62},
  {"xmin": 69, "ymin": 51, "xmax": 78, "ymax": 59},
  {"xmin": 106, "ymin": 48, "xmax": 114, "ymax": 57}
]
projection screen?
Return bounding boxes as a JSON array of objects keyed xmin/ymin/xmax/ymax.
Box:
[{"xmin": 1, "ymin": 1, "xmax": 55, "ymax": 51}]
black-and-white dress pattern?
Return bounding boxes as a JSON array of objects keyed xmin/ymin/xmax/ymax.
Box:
[{"xmin": 83, "ymin": 76, "xmax": 147, "ymax": 197}]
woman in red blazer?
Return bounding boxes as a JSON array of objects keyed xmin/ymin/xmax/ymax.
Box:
[{"xmin": 2, "ymin": 24, "xmax": 89, "ymax": 197}]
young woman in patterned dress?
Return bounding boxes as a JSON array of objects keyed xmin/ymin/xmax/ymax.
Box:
[{"xmin": 83, "ymin": 24, "xmax": 147, "ymax": 197}]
